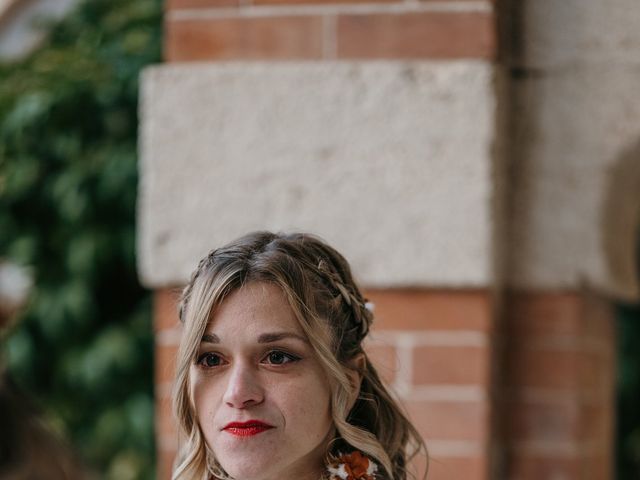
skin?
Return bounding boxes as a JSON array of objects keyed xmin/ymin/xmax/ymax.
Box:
[{"xmin": 190, "ymin": 281, "xmax": 334, "ymax": 480}]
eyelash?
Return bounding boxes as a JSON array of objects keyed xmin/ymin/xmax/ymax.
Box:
[{"xmin": 196, "ymin": 350, "xmax": 301, "ymax": 369}]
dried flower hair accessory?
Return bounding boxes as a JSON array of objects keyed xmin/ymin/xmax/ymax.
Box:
[{"xmin": 328, "ymin": 451, "xmax": 378, "ymax": 480}]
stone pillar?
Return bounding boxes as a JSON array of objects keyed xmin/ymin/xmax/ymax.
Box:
[
  {"xmin": 138, "ymin": 1, "xmax": 640, "ymax": 480},
  {"xmin": 495, "ymin": 0, "xmax": 640, "ymax": 478},
  {"xmin": 141, "ymin": 60, "xmax": 500, "ymax": 480},
  {"xmin": 499, "ymin": 293, "xmax": 616, "ymax": 479},
  {"xmin": 141, "ymin": 1, "xmax": 499, "ymax": 479},
  {"xmin": 363, "ymin": 290, "xmax": 495, "ymax": 480}
]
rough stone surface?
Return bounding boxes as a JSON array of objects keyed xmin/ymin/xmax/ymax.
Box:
[
  {"xmin": 138, "ymin": 61, "xmax": 496, "ymax": 288},
  {"xmin": 508, "ymin": 67, "xmax": 640, "ymax": 299},
  {"xmin": 516, "ymin": 0, "xmax": 640, "ymax": 69},
  {"xmin": 506, "ymin": 0, "xmax": 640, "ymax": 300}
]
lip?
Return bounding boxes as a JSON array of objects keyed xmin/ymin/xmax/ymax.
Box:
[{"xmin": 222, "ymin": 420, "xmax": 275, "ymax": 437}]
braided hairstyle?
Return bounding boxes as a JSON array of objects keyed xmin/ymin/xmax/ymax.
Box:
[{"xmin": 172, "ymin": 232, "xmax": 427, "ymax": 480}]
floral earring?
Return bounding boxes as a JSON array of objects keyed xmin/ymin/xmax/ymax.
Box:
[{"xmin": 328, "ymin": 451, "xmax": 378, "ymax": 480}]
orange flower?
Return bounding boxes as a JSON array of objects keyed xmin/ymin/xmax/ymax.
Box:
[{"xmin": 329, "ymin": 451, "xmax": 377, "ymax": 480}]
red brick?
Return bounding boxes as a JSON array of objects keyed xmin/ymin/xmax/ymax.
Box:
[
  {"xmin": 503, "ymin": 346, "xmax": 612, "ymax": 394},
  {"xmin": 404, "ymin": 400, "xmax": 489, "ymax": 442},
  {"xmin": 156, "ymin": 391, "xmax": 178, "ymax": 439},
  {"xmin": 579, "ymin": 404, "xmax": 613, "ymax": 445},
  {"xmin": 412, "ymin": 345, "xmax": 489, "ymax": 386},
  {"xmin": 508, "ymin": 456, "xmax": 582, "ymax": 480},
  {"xmin": 166, "ymin": 16, "xmax": 324, "ymax": 61},
  {"xmin": 364, "ymin": 289, "xmax": 492, "ymax": 331},
  {"xmin": 156, "ymin": 343, "xmax": 179, "ymax": 386},
  {"xmin": 167, "ymin": 0, "xmax": 238, "ymax": 8},
  {"xmin": 508, "ymin": 449, "xmax": 612, "ymax": 480},
  {"xmin": 254, "ymin": 0, "xmax": 395, "ymax": 4},
  {"xmin": 583, "ymin": 294, "xmax": 614, "ymax": 341},
  {"xmin": 507, "ymin": 292, "xmax": 583, "ymax": 337},
  {"xmin": 364, "ymin": 342, "xmax": 398, "ymax": 386},
  {"xmin": 154, "ymin": 288, "xmax": 181, "ymax": 332},
  {"xmin": 506, "ymin": 348, "xmax": 583, "ymax": 390},
  {"xmin": 502, "ymin": 291, "xmax": 615, "ymax": 480},
  {"xmin": 407, "ymin": 450, "xmax": 429, "ymax": 480},
  {"xmin": 158, "ymin": 448, "xmax": 177, "ymax": 480},
  {"xmin": 426, "ymin": 456, "xmax": 487, "ymax": 480},
  {"xmin": 506, "ymin": 399, "xmax": 580, "ymax": 443},
  {"xmin": 337, "ymin": 11, "xmax": 495, "ymax": 59},
  {"xmin": 583, "ymin": 455, "xmax": 613, "ymax": 480},
  {"xmin": 505, "ymin": 399, "xmax": 613, "ymax": 449},
  {"xmin": 580, "ymin": 349, "xmax": 614, "ymax": 394}
]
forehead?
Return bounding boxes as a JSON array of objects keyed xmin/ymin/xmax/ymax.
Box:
[{"xmin": 206, "ymin": 282, "xmax": 303, "ymax": 335}]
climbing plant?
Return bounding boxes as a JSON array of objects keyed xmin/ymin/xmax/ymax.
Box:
[
  {"xmin": 617, "ymin": 300, "xmax": 640, "ymax": 478},
  {"xmin": 0, "ymin": 0, "xmax": 161, "ymax": 478}
]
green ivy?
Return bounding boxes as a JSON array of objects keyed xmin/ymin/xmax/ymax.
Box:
[
  {"xmin": 617, "ymin": 301, "xmax": 640, "ymax": 479},
  {"xmin": 0, "ymin": 0, "xmax": 161, "ymax": 478}
]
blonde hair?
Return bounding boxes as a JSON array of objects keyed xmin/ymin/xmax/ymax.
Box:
[{"xmin": 172, "ymin": 232, "xmax": 427, "ymax": 480}]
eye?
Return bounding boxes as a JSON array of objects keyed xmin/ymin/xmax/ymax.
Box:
[
  {"xmin": 197, "ymin": 353, "xmax": 225, "ymax": 368},
  {"xmin": 263, "ymin": 350, "xmax": 300, "ymax": 365}
]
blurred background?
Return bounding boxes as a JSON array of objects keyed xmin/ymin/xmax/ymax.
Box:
[
  {"xmin": 1, "ymin": 1, "xmax": 160, "ymax": 478},
  {"xmin": 0, "ymin": 1, "xmax": 639, "ymax": 480}
]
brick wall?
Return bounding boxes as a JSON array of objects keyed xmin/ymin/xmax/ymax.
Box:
[
  {"xmin": 499, "ymin": 293, "xmax": 615, "ymax": 480},
  {"xmin": 164, "ymin": 0, "xmax": 495, "ymax": 62},
  {"xmin": 364, "ymin": 290, "xmax": 494, "ymax": 480},
  {"xmin": 157, "ymin": 1, "xmax": 498, "ymax": 478},
  {"xmin": 151, "ymin": 1, "xmax": 617, "ymax": 480},
  {"xmin": 153, "ymin": 288, "xmax": 496, "ymax": 480}
]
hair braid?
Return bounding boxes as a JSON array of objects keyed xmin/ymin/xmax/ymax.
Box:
[
  {"xmin": 178, "ymin": 252, "xmax": 216, "ymax": 323},
  {"xmin": 315, "ymin": 259, "xmax": 373, "ymax": 343},
  {"xmin": 172, "ymin": 231, "xmax": 428, "ymax": 480}
]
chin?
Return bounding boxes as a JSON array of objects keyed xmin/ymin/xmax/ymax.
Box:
[
  {"xmin": 223, "ymin": 463, "xmax": 274, "ymax": 480},
  {"xmin": 216, "ymin": 450, "xmax": 278, "ymax": 480}
]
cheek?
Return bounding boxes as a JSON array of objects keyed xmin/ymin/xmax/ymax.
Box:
[
  {"xmin": 281, "ymin": 375, "xmax": 333, "ymax": 437},
  {"xmin": 190, "ymin": 371, "xmax": 206, "ymax": 412},
  {"xmin": 190, "ymin": 372, "xmax": 223, "ymax": 434}
]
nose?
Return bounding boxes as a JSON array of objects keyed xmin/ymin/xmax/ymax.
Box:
[{"xmin": 223, "ymin": 362, "xmax": 265, "ymax": 408}]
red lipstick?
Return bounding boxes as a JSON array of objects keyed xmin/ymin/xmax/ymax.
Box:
[{"xmin": 223, "ymin": 420, "xmax": 274, "ymax": 437}]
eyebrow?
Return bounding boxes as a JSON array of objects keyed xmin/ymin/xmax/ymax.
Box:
[{"xmin": 200, "ymin": 332, "xmax": 309, "ymax": 344}]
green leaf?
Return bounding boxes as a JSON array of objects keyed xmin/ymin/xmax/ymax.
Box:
[{"xmin": 0, "ymin": 1, "xmax": 160, "ymax": 477}]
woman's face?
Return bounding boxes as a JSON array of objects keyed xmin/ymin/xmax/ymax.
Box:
[{"xmin": 190, "ymin": 281, "xmax": 333, "ymax": 480}]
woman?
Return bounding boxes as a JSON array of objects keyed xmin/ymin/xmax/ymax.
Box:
[{"xmin": 172, "ymin": 232, "xmax": 427, "ymax": 480}]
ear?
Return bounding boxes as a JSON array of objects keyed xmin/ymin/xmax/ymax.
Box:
[{"xmin": 346, "ymin": 353, "xmax": 366, "ymax": 410}]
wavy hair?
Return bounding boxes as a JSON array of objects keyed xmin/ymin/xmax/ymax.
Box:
[{"xmin": 172, "ymin": 232, "xmax": 427, "ymax": 480}]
